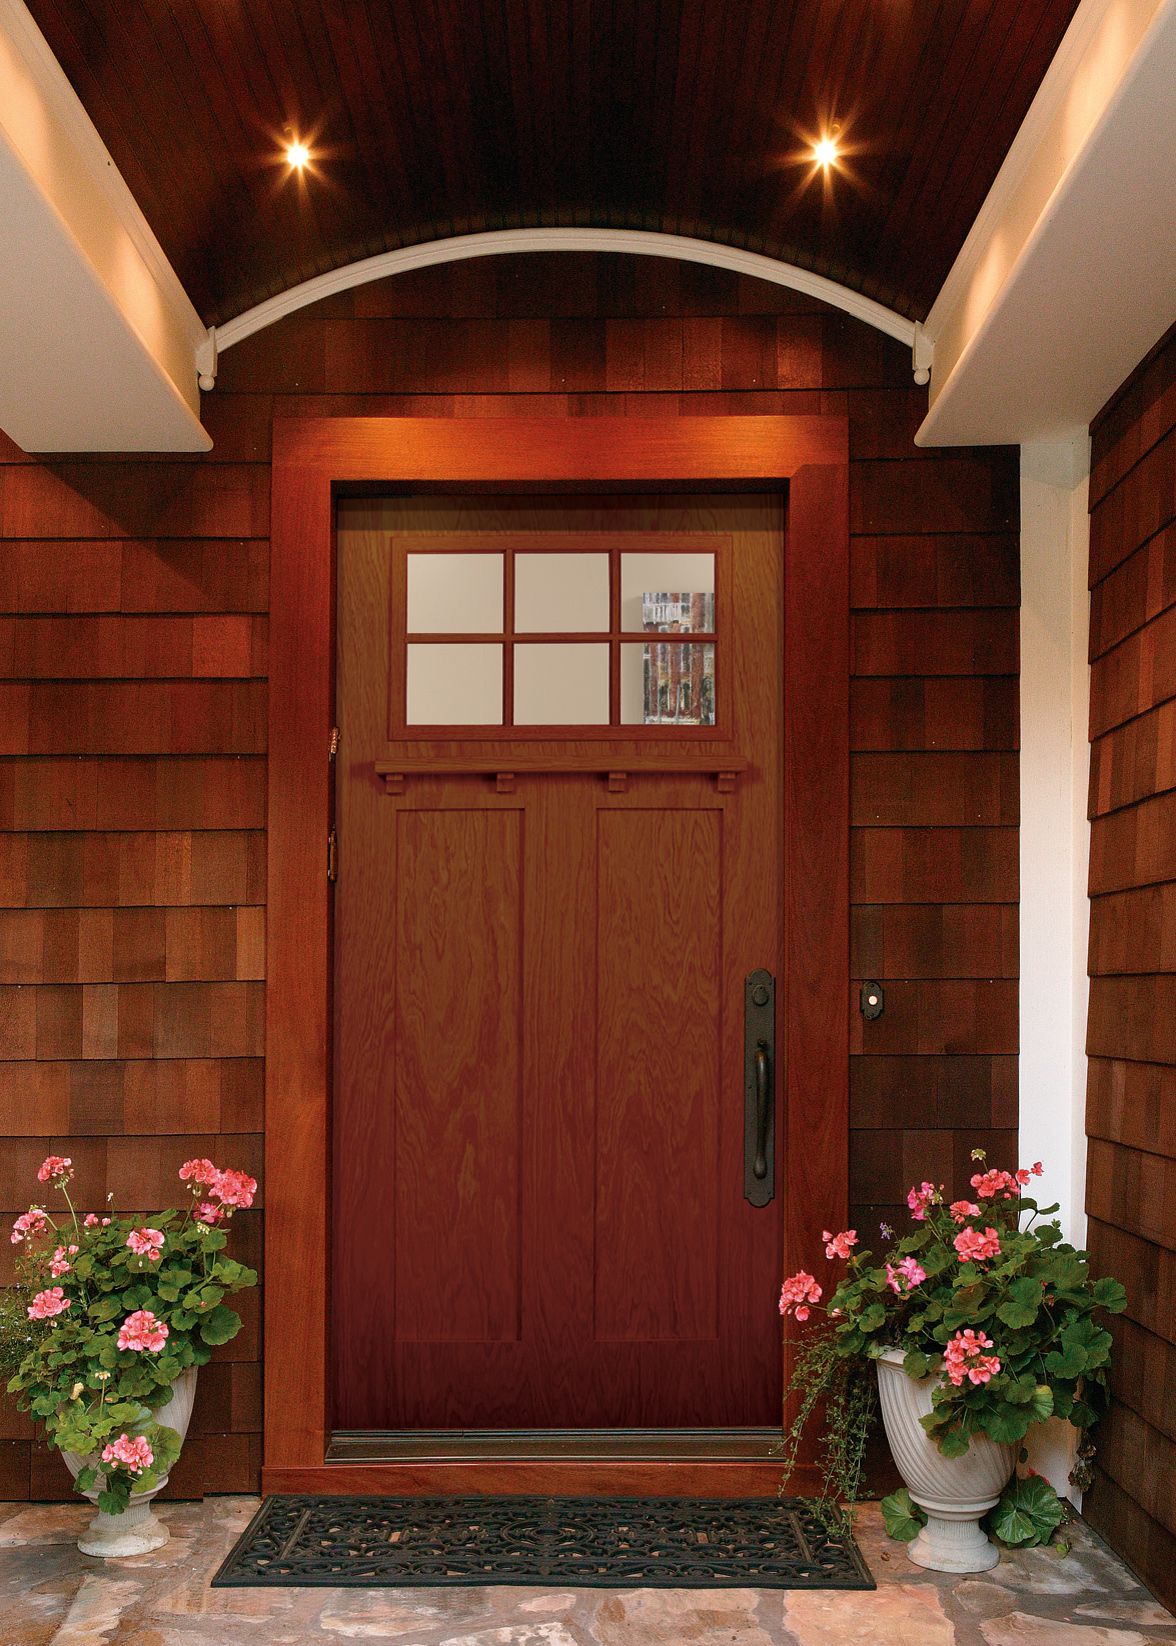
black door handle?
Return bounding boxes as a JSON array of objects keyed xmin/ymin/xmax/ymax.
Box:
[
  {"xmin": 753, "ymin": 1041, "xmax": 770, "ymax": 1181},
  {"xmin": 744, "ymin": 970, "xmax": 775, "ymax": 1206}
]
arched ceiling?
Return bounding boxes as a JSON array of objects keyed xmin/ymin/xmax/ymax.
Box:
[{"xmin": 27, "ymin": 0, "xmax": 1082, "ymax": 330}]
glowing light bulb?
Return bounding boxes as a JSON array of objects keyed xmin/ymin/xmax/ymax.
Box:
[
  {"xmin": 286, "ymin": 141, "xmax": 310, "ymax": 169},
  {"xmin": 813, "ymin": 133, "xmax": 840, "ymax": 169}
]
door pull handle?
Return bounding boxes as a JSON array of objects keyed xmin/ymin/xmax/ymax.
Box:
[
  {"xmin": 753, "ymin": 1041, "xmax": 770, "ymax": 1181},
  {"xmin": 744, "ymin": 969, "xmax": 776, "ymax": 1207}
]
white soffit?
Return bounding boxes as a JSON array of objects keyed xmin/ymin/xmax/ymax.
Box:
[
  {"xmin": 0, "ymin": 0, "xmax": 209, "ymax": 452},
  {"xmin": 917, "ymin": 0, "xmax": 1176, "ymax": 448}
]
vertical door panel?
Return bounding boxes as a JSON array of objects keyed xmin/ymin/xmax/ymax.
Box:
[
  {"xmin": 594, "ymin": 807, "xmax": 722, "ymax": 1343},
  {"xmin": 393, "ymin": 809, "xmax": 523, "ymax": 1344}
]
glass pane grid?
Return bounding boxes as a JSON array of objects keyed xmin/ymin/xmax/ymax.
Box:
[{"xmin": 401, "ymin": 545, "xmax": 719, "ymax": 730}]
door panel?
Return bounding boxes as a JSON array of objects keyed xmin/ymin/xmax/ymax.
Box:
[
  {"xmin": 333, "ymin": 494, "xmax": 784, "ymax": 1431},
  {"xmin": 594, "ymin": 807, "xmax": 722, "ymax": 1345},
  {"xmin": 393, "ymin": 809, "xmax": 522, "ymax": 1345}
]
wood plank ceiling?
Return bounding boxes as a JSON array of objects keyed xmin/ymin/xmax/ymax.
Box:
[{"xmin": 28, "ymin": 0, "xmax": 1082, "ymax": 328}]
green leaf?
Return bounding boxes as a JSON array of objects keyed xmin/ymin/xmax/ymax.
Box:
[
  {"xmin": 996, "ymin": 1276, "xmax": 1042, "ymax": 1330},
  {"xmin": 989, "ymin": 1504, "xmax": 1035, "ymax": 1544},
  {"xmin": 923, "ymin": 1420, "xmax": 970, "ymax": 1458},
  {"xmin": 1028, "ymin": 1384, "xmax": 1054, "ymax": 1425},
  {"xmin": 880, "ymin": 1488, "xmax": 927, "ymax": 1543},
  {"xmin": 1046, "ymin": 1316, "xmax": 1113, "ymax": 1379},
  {"xmin": 987, "ymin": 1475, "xmax": 1066, "ymax": 1548},
  {"xmin": 979, "ymin": 1403, "xmax": 1034, "ymax": 1444},
  {"xmin": 1092, "ymin": 1277, "xmax": 1127, "ymax": 1314},
  {"xmin": 197, "ymin": 1304, "xmax": 242, "ymax": 1346},
  {"xmin": 1044, "ymin": 1343, "xmax": 1085, "ymax": 1380},
  {"xmin": 902, "ymin": 1350, "xmax": 933, "ymax": 1380}
]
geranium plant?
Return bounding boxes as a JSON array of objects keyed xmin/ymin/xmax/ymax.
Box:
[
  {"xmin": 5, "ymin": 1155, "xmax": 257, "ymax": 1515},
  {"xmin": 776, "ymin": 1149, "xmax": 1126, "ymax": 1542}
]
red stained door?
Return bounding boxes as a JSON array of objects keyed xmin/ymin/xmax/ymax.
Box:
[{"xmin": 332, "ymin": 495, "xmax": 784, "ymax": 1429}]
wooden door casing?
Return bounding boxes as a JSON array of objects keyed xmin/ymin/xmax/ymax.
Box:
[
  {"xmin": 265, "ymin": 415, "xmax": 848, "ymax": 1494},
  {"xmin": 333, "ymin": 497, "xmax": 782, "ymax": 1430}
]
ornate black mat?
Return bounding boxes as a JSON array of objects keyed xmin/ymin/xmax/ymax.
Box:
[{"xmin": 211, "ymin": 1494, "xmax": 875, "ymax": 1589}]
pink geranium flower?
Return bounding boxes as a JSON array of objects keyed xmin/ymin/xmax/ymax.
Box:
[
  {"xmin": 906, "ymin": 1181, "xmax": 939, "ymax": 1221},
  {"xmin": 100, "ymin": 1434, "xmax": 154, "ymax": 1475},
  {"xmin": 210, "ymin": 1168, "xmax": 257, "ymax": 1209},
  {"xmin": 954, "ymin": 1225, "xmax": 1002, "ymax": 1263},
  {"xmin": 37, "ymin": 1155, "xmax": 73, "ymax": 1184},
  {"xmin": 944, "ymin": 1328, "xmax": 1002, "ymax": 1387},
  {"xmin": 886, "ymin": 1256, "xmax": 927, "ymax": 1295},
  {"xmin": 11, "ymin": 1209, "xmax": 49, "ymax": 1245},
  {"xmin": 970, "ymin": 1167, "xmax": 1019, "ymax": 1199},
  {"xmin": 178, "ymin": 1157, "xmax": 219, "ymax": 1187},
  {"xmin": 126, "ymin": 1227, "xmax": 165, "ymax": 1262},
  {"xmin": 28, "ymin": 1287, "xmax": 70, "ymax": 1321},
  {"xmin": 117, "ymin": 1309, "xmax": 169, "ymax": 1353},
  {"xmin": 194, "ymin": 1202, "xmax": 223, "ymax": 1225},
  {"xmin": 822, "ymin": 1228, "xmax": 858, "ymax": 1261},
  {"xmin": 779, "ymin": 1270, "xmax": 822, "ymax": 1322},
  {"xmin": 49, "ymin": 1246, "xmax": 72, "ymax": 1278},
  {"xmin": 948, "ymin": 1199, "xmax": 981, "ymax": 1224},
  {"xmin": 180, "ymin": 1158, "xmax": 256, "ymax": 1211},
  {"xmin": 1014, "ymin": 1162, "xmax": 1045, "ymax": 1186}
]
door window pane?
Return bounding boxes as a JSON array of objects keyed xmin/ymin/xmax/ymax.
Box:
[
  {"xmin": 515, "ymin": 553, "xmax": 609, "ymax": 632},
  {"xmin": 406, "ymin": 643, "xmax": 503, "ymax": 724},
  {"xmin": 620, "ymin": 641, "xmax": 716, "ymax": 725},
  {"xmin": 514, "ymin": 643, "xmax": 610, "ymax": 725},
  {"xmin": 619, "ymin": 553, "xmax": 715, "ymax": 631},
  {"xmin": 407, "ymin": 553, "xmax": 503, "ymax": 633}
]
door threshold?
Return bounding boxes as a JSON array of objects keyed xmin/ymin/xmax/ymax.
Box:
[{"xmin": 327, "ymin": 1428, "xmax": 783, "ymax": 1464}]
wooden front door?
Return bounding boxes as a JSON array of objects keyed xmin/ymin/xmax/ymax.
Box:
[{"xmin": 333, "ymin": 494, "xmax": 785, "ymax": 1431}]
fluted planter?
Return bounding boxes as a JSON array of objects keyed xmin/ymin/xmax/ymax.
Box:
[
  {"xmin": 876, "ymin": 1348, "xmax": 1015, "ymax": 1573},
  {"xmin": 61, "ymin": 1369, "xmax": 198, "ymax": 1557}
]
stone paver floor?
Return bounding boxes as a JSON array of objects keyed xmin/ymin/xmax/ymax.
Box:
[{"xmin": 1, "ymin": 1498, "xmax": 1173, "ymax": 1646}]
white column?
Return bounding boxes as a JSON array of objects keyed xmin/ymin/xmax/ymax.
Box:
[{"xmin": 1018, "ymin": 435, "xmax": 1092, "ymax": 1500}]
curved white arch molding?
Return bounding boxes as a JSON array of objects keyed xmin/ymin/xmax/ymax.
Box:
[{"xmin": 196, "ymin": 228, "xmax": 932, "ymax": 388}]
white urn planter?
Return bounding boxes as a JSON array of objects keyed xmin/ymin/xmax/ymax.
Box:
[
  {"xmin": 876, "ymin": 1348, "xmax": 1015, "ymax": 1573},
  {"xmin": 61, "ymin": 1369, "xmax": 198, "ymax": 1557}
]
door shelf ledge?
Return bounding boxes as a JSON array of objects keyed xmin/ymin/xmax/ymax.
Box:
[{"xmin": 375, "ymin": 755, "xmax": 748, "ymax": 795}]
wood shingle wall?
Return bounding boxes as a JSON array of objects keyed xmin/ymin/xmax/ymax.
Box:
[
  {"xmin": 1083, "ymin": 322, "xmax": 1176, "ymax": 1609},
  {"xmin": 0, "ymin": 253, "xmax": 1019, "ymax": 1495}
]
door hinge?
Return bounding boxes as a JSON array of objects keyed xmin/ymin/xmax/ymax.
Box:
[
  {"xmin": 327, "ymin": 828, "xmax": 338, "ymax": 883},
  {"xmin": 329, "ymin": 726, "xmax": 340, "ymax": 761}
]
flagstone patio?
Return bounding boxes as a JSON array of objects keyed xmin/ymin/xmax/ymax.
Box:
[{"xmin": 1, "ymin": 1498, "xmax": 1172, "ymax": 1646}]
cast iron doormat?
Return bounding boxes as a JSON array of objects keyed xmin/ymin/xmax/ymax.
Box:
[{"xmin": 211, "ymin": 1494, "xmax": 875, "ymax": 1589}]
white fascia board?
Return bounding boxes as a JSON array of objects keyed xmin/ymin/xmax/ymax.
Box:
[
  {"xmin": 0, "ymin": 0, "xmax": 209, "ymax": 452},
  {"xmin": 917, "ymin": 0, "xmax": 1176, "ymax": 448}
]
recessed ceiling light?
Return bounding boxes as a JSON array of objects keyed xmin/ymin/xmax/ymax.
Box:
[
  {"xmin": 813, "ymin": 132, "xmax": 840, "ymax": 169},
  {"xmin": 285, "ymin": 140, "xmax": 310, "ymax": 170}
]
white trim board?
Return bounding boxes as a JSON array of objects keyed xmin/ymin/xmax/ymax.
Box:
[
  {"xmin": 1018, "ymin": 436, "xmax": 1093, "ymax": 1502},
  {"xmin": 917, "ymin": 0, "xmax": 1176, "ymax": 447},
  {"xmin": 0, "ymin": 0, "xmax": 209, "ymax": 451}
]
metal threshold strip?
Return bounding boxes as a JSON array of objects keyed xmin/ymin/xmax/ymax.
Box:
[{"xmin": 327, "ymin": 1428, "xmax": 784, "ymax": 1464}]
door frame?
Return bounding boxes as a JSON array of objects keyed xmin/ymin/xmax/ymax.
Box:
[{"xmin": 265, "ymin": 414, "xmax": 849, "ymax": 1495}]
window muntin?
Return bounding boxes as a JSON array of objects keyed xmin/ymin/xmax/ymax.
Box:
[{"xmin": 396, "ymin": 538, "xmax": 724, "ymax": 735}]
